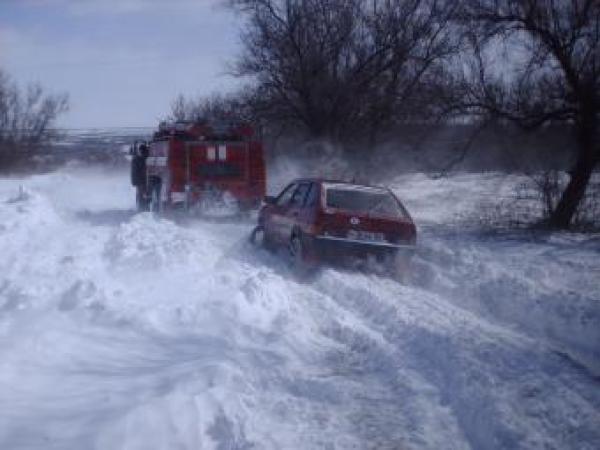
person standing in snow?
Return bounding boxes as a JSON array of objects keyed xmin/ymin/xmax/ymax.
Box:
[{"xmin": 131, "ymin": 142, "xmax": 149, "ymax": 211}]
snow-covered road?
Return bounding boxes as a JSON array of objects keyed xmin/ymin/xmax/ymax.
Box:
[{"xmin": 0, "ymin": 166, "xmax": 598, "ymax": 449}]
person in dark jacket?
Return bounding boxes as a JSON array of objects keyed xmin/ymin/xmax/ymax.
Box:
[{"xmin": 131, "ymin": 143, "xmax": 149, "ymax": 210}]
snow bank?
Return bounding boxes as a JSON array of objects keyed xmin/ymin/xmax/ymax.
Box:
[
  {"xmin": 0, "ymin": 167, "xmax": 598, "ymax": 450},
  {"xmin": 389, "ymin": 172, "xmax": 600, "ymax": 374}
]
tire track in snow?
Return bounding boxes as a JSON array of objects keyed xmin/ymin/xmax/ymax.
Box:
[
  {"xmin": 312, "ymin": 270, "xmax": 600, "ymax": 450},
  {"xmin": 1, "ymin": 167, "xmax": 599, "ymax": 449}
]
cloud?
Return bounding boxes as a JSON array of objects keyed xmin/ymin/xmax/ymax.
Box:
[
  {"xmin": 0, "ymin": 0, "xmax": 240, "ymax": 127},
  {"xmin": 11, "ymin": 0, "xmax": 220, "ymax": 16}
]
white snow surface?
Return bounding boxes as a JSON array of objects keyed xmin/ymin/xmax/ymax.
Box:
[{"xmin": 0, "ymin": 166, "xmax": 599, "ymax": 449}]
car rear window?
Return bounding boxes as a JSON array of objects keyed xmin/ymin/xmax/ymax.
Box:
[{"xmin": 324, "ymin": 185, "xmax": 408, "ymax": 218}]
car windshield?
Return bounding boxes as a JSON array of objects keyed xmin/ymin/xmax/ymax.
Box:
[{"xmin": 324, "ymin": 185, "xmax": 407, "ymax": 218}]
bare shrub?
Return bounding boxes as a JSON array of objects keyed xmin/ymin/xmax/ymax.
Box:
[
  {"xmin": 169, "ymin": 92, "xmax": 254, "ymax": 123},
  {"xmin": 0, "ymin": 70, "xmax": 68, "ymax": 172},
  {"xmin": 471, "ymin": 171, "xmax": 600, "ymax": 232}
]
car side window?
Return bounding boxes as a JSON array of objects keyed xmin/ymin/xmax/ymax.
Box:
[
  {"xmin": 304, "ymin": 183, "xmax": 319, "ymax": 207},
  {"xmin": 276, "ymin": 183, "xmax": 297, "ymax": 206},
  {"xmin": 290, "ymin": 182, "xmax": 310, "ymax": 207}
]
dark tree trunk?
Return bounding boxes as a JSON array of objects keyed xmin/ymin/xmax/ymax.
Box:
[
  {"xmin": 549, "ymin": 117, "xmax": 597, "ymax": 229},
  {"xmin": 549, "ymin": 154, "xmax": 594, "ymax": 229}
]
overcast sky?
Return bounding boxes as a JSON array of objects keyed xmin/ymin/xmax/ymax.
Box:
[{"xmin": 0, "ymin": 0, "xmax": 242, "ymax": 129}]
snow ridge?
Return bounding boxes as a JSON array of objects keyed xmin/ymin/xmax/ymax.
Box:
[{"xmin": 0, "ymin": 167, "xmax": 598, "ymax": 449}]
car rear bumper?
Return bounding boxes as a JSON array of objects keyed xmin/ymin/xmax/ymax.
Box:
[{"xmin": 309, "ymin": 234, "xmax": 415, "ymax": 263}]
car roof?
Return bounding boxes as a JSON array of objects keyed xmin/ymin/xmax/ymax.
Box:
[{"xmin": 290, "ymin": 178, "xmax": 389, "ymax": 191}]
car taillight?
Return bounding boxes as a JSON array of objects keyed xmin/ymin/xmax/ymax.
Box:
[{"xmin": 392, "ymin": 222, "xmax": 416, "ymax": 244}]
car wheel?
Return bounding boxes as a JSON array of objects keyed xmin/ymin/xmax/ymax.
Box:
[
  {"xmin": 289, "ymin": 234, "xmax": 313, "ymax": 277},
  {"xmin": 250, "ymin": 225, "xmax": 266, "ymax": 248},
  {"xmin": 390, "ymin": 251, "xmax": 413, "ymax": 283}
]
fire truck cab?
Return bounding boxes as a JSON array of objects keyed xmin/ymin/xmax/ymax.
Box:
[{"xmin": 134, "ymin": 120, "xmax": 266, "ymax": 214}]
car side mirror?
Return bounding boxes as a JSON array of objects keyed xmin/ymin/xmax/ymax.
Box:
[{"xmin": 263, "ymin": 195, "xmax": 276, "ymax": 205}]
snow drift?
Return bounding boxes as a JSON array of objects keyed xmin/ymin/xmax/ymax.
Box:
[{"xmin": 0, "ymin": 166, "xmax": 598, "ymax": 449}]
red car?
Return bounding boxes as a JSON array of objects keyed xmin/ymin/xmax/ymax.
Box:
[{"xmin": 251, "ymin": 179, "xmax": 417, "ymax": 272}]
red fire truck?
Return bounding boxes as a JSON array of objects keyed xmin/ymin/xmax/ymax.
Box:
[{"xmin": 131, "ymin": 120, "xmax": 266, "ymax": 214}]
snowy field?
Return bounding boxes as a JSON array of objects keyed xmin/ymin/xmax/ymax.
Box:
[{"xmin": 0, "ymin": 164, "xmax": 599, "ymax": 449}]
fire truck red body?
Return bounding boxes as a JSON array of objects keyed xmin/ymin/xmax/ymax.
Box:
[{"xmin": 138, "ymin": 120, "xmax": 266, "ymax": 212}]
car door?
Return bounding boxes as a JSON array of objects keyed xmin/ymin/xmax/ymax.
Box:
[
  {"xmin": 282, "ymin": 182, "xmax": 312, "ymax": 239},
  {"xmin": 265, "ymin": 182, "xmax": 297, "ymax": 244},
  {"xmin": 301, "ymin": 182, "xmax": 321, "ymax": 233}
]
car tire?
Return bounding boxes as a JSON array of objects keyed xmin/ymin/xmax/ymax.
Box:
[
  {"xmin": 289, "ymin": 234, "xmax": 314, "ymax": 277},
  {"xmin": 390, "ymin": 251, "xmax": 413, "ymax": 283},
  {"xmin": 250, "ymin": 225, "xmax": 267, "ymax": 248}
]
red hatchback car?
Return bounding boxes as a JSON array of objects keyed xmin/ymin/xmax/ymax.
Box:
[{"xmin": 251, "ymin": 179, "xmax": 417, "ymax": 272}]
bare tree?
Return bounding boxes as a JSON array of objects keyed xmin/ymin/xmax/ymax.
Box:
[
  {"xmin": 169, "ymin": 92, "xmax": 254, "ymax": 123},
  {"xmin": 0, "ymin": 69, "xmax": 68, "ymax": 170},
  {"xmin": 229, "ymin": 0, "xmax": 459, "ymax": 146},
  {"xmin": 456, "ymin": 0, "xmax": 600, "ymax": 229},
  {"xmin": 170, "ymin": 94, "xmax": 191, "ymax": 122}
]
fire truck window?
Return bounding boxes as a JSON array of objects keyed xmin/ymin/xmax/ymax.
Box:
[
  {"xmin": 218, "ymin": 145, "xmax": 227, "ymax": 160},
  {"xmin": 199, "ymin": 163, "xmax": 241, "ymax": 177},
  {"xmin": 276, "ymin": 183, "xmax": 296, "ymax": 206},
  {"xmin": 290, "ymin": 182, "xmax": 310, "ymax": 207},
  {"xmin": 207, "ymin": 146, "xmax": 216, "ymax": 161}
]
